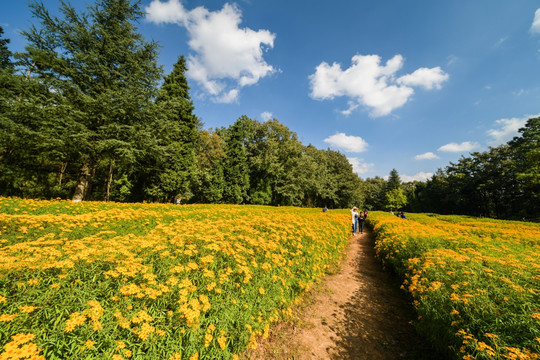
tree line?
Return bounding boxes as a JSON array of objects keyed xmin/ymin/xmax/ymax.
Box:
[
  {"xmin": 1, "ymin": 0, "xmax": 538, "ymax": 220},
  {"xmin": 408, "ymin": 117, "xmax": 540, "ymax": 221},
  {"xmin": 0, "ymin": 0, "xmax": 364, "ymax": 208}
]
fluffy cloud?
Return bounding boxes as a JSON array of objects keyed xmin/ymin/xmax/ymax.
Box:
[
  {"xmin": 401, "ymin": 172, "xmax": 434, "ymax": 182},
  {"xmin": 397, "ymin": 67, "xmax": 449, "ymax": 90},
  {"xmin": 324, "ymin": 132, "xmax": 368, "ymax": 153},
  {"xmin": 347, "ymin": 157, "xmax": 374, "ymax": 175},
  {"xmin": 146, "ymin": 0, "xmax": 276, "ymax": 103},
  {"xmin": 261, "ymin": 111, "xmax": 273, "ymax": 121},
  {"xmin": 531, "ymin": 8, "xmax": 540, "ymax": 34},
  {"xmin": 486, "ymin": 114, "xmax": 540, "ymax": 146},
  {"xmin": 414, "ymin": 152, "xmax": 439, "ymax": 160},
  {"xmin": 309, "ymin": 54, "xmax": 448, "ymax": 117},
  {"xmin": 438, "ymin": 141, "xmax": 480, "ymax": 153}
]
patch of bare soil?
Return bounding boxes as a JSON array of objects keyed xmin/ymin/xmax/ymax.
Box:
[{"xmin": 247, "ymin": 231, "xmax": 441, "ymax": 360}]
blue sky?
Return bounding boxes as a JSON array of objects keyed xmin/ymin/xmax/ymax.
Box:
[{"xmin": 2, "ymin": 0, "xmax": 540, "ymax": 181}]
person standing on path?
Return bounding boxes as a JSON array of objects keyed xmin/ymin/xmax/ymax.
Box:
[
  {"xmin": 358, "ymin": 211, "xmax": 365, "ymax": 234},
  {"xmin": 350, "ymin": 207, "xmax": 358, "ymax": 235}
]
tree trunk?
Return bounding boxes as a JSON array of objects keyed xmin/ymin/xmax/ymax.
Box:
[
  {"xmin": 72, "ymin": 163, "xmax": 91, "ymax": 202},
  {"xmin": 58, "ymin": 162, "xmax": 68, "ymax": 186},
  {"xmin": 105, "ymin": 160, "xmax": 114, "ymax": 202}
]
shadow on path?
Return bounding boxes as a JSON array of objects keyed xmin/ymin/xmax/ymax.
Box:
[
  {"xmin": 249, "ymin": 231, "xmax": 443, "ymax": 360},
  {"xmin": 326, "ymin": 232, "xmax": 440, "ymax": 360}
]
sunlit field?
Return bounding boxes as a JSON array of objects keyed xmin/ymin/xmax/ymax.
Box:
[
  {"xmin": 368, "ymin": 212, "xmax": 540, "ymax": 360},
  {"xmin": 0, "ymin": 198, "xmax": 349, "ymax": 360}
]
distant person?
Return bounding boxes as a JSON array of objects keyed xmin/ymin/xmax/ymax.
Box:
[
  {"xmin": 399, "ymin": 211, "xmax": 407, "ymax": 219},
  {"xmin": 350, "ymin": 207, "xmax": 358, "ymax": 235},
  {"xmin": 358, "ymin": 211, "xmax": 365, "ymax": 234},
  {"xmin": 363, "ymin": 210, "xmax": 368, "ymax": 219},
  {"xmin": 322, "ymin": 206, "xmax": 328, "ymax": 212}
]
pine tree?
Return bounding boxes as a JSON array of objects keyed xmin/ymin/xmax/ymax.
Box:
[
  {"xmin": 387, "ymin": 168, "xmax": 401, "ymax": 191},
  {"xmin": 0, "ymin": 26, "xmax": 12, "ymax": 70},
  {"xmin": 142, "ymin": 56, "xmax": 200, "ymax": 202},
  {"xmin": 21, "ymin": 0, "xmax": 162, "ymax": 201},
  {"xmin": 222, "ymin": 116, "xmax": 251, "ymax": 204}
]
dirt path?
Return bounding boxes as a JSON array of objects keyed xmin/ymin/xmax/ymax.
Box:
[{"xmin": 249, "ymin": 231, "xmax": 440, "ymax": 360}]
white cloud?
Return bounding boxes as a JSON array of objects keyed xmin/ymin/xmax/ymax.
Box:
[
  {"xmin": 324, "ymin": 132, "xmax": 368, "ymax": 153},
  {"xmin": 309, "ymin": 54, "xmax": 448, "ymax": 117},
  {"xmin": 146, "ymin": 1, "xmax": 276, "ymax": 103},
  {"xmin": 531, "ymin": 8, "xmax": 540, "ymax": 34},
  {"xmin": 261, "ymin": 111, "xmax": 273, "ymax": 121},
  {"xmin": 438, "ymin": 141, "xmax": 480, "ymax": 153},
  {"xmin": 447, "ymin": 55, "xmax": 459, "ymax": 66},
  {"xmin": 340, "ymin": 101, "xmax": 360, "ymax": 116},
  {"xmin": 145, "ymin": 0, "xmax": 187, "ymax": 23},
  {"xmin": 401, "ymin": 172, "xmax": 434, "ymax": 182},
  {"xmin": 348, "ymin": 157, "xmax": 374, "ymax": 175},
  {"xmin": 415, "ymin": 152, "xmax": 439, "ymax": 160},
  {"xmin": 486, "ymin": 114, "xmax": 540, "ymax": 146},
  {"xmin": 397, "ymin": 67, "xmax": 449, "ymax": 90},
  {"xmin": 494, "ymin": 36, "xmax": 508, "ymax": 47}
]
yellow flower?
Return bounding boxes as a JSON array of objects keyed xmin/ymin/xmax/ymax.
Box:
[
  {"xmin": 65, "ymin": 312, "xmax": 87, "ymax": 332},
  {"xmin": 169, "ymin": 353, "xmax": 182, "ymax": 360},
  {"xmin": 259, "ymin": 287, "xmax": 265, "ymax": 295},
  {"xmin": 0, "ymin": 314, "xmax": 17, "ymax": 322},
  {"xmin": 84, "ymin": 340, "xmax": 95, "ymax": 348},
  {"xmin": 11, "ymin": 333, "xmax": 35, "ymax": 344},
  {"xmin": 189, "ymin": 353, "xmax": 199, "ymax": 360},
  {"xmin": 217, "ymin": 336, "xmax": 227, "ymax": 350},
  {"xmin": 18, "ymin": 305, "xmax": 38, "ymax": 314},
  {"xmin": 27, "ymin": 278, "xmax": 40, "ymax": 286},
  {"xmin": 204, "ymin": 333, "xmax": 213, "ymax": 347}
]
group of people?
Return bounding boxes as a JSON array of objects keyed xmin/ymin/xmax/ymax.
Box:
[
  {"xmin": 350, "ymin": 207, "xmax": 368, "ymax": 236},
  {"xmin": 390, "ymin": 210, "xmax": 407, "ymax": 219}
]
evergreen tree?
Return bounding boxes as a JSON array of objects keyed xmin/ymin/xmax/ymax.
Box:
[
  {"xmin": 386, "ymin": 168, "xmax": 401, "ymax": 191},
  {"xmin": 0, "ymin": 26, "xmax": 12, "ymax": 70},
  {"xmin": 222, "ymin": 116, "xmax": 251, "ymax": 204},
  {"xmin": 21, "ymin": 0, "xmax": 162, "ymax": 201},
  {"xmin": 141, "ymin": 55, "xmax": 200, "ymax": 202}
]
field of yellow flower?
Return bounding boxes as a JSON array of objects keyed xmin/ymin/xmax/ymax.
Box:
[
  {"xmin": 0, "ymin": 198, "xmax": 350, "ymax": 360},
  {"xmin": 368, "ymin": 212, "xmax": 540, "ymax": 360}
]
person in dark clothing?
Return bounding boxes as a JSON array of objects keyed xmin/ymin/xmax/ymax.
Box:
[{"xmin": 358, "ymin": 212, "xmax": 365, "ymax": 234}]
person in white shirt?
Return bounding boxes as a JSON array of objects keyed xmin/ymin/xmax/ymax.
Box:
[{"xmin": 350, "ymin": 207, "xmax": 358, "ymax": 235}]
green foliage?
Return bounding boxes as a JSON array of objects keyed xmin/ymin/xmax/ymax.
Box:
[
  {"xmin": 16, "ymin": 0, "xmax": 162, "ymax": 201},
  {"xmin": 386, "ymin": 168, "xmax": 401, "ymax": 191},
  {"xmin": 384, "ymin": 188, "xmax": 407, "ymax": 211},
  {"xmin": 221, "ymin": 116, "xmax": 251, "ymax": 204},
  {"xmin": 0, "ymin": 1, "xmax": 368, "ymax": 208},
  {"xmin": 396, "ymin": 117, "xmax": 540, "ymax": 220},
  {"xmin": 140, "ymin": 56, "xmax": 200, "ymax": 202}
]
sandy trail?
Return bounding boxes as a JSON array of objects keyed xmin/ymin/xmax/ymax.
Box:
[{"xmin": 249, "ymin": 232, "xmax": 440, "ymax": 360}]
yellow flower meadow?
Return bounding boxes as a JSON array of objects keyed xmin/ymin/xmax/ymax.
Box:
[
  {"xmin": 0, "ymin": 197, "xmax": 350, "ymax": 359},
  {"xmin": 368, "ymin": 211, "xmax": 540, "ymax": 360}
]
